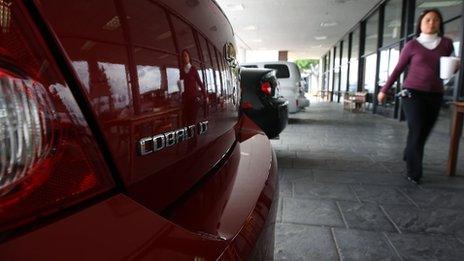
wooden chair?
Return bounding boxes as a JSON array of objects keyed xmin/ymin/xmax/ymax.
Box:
[{"xmin": 343, "ymin": 91, "xmax": 367, "ymax": 112}]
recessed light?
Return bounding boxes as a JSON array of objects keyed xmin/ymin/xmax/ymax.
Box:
[
  {"xmin": 243, "ymin": 25, "xmax": 257, "ymax": 31},
  {"xmin": 81, "ymin": 41, "xmax": 95, "ymax": 50},
  {"xmin": 227, "ymin": 4, "xmax": 244, "ymax": 11},
  {"xmin": 157, "ymin": 31, "xmax": 171, "ymax": 40},
  {"xmin": 102, "ymin": 16, "xmax": 121, "ymax": 31},
  {"xmin": 315, "ymin": 36, "xmax": 327, "ymax": 40},
  {"xmin": 320, "ymin": 21, "xmax": 339, "ymax": 27}
]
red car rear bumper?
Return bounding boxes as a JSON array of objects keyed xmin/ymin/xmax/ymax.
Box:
[{"xmin": 0, "ymin": 116, "xmax": 278, "ymax": 261}]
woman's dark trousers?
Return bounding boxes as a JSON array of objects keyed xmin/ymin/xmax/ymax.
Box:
[{"xmin": 402, "ymin": 91, "xmax": 443, "ymax": 181}]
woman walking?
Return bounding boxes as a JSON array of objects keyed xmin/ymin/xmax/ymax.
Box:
[{"xmin": 378, "ymin": 9, "xmax": 457, "ymax": 184}]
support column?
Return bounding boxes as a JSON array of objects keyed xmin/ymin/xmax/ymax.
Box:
[{"xmin": 278, "ymin": 51, "xmax": 288, "ymax": 61}]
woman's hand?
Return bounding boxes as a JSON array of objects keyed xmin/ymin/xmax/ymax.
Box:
[{"xmin": 377, "ymin": 91, "xmax": 386, "ymax": 104}]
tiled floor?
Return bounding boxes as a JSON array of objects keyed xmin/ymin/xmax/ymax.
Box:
[{"xmin": 272, "ymin": 101, "xmax": 464, "ymax": 261}]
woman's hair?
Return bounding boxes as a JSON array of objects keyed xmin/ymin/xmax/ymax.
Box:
[
  {"xmin": 415, "ymin": 9, "xmax": 444, "ymax": 37},
  {"xmin": 181, "ymin": 49, "xmax": 191, "ymax": 64}
]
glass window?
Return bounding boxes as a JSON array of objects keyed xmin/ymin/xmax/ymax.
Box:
[
  {"xmin": 123, "ymin": 0, "xmax": 175, "ymax": 53},
  {"xmin": 365, "ymin": 11, "xmax": 379, "ymax": 55},
  {"xmin": 167, "ymin": 67, "xmax": 181, "ymax": 94},
  {"xmin": 363, "ymin": 53, "xmax": 377, "ymax": 94},
  {"xmin": 334, "ymin": 43, "xmax": 341, "ymax": 96},
  {"xmin": 349, "ymin": 60, "xmax": 359, "ymax": 92},
  {"xmin": 341, "ymin": 36, "xmax": 349, "ymax": 92},
  {"xmin": 137, "ymin": 64, "xmax": 161, "ymax": 94},
  {"xmin": 342, "ymin": 35, "xmax": 349, "ymax": 65},
  {"xmin": 321, "ymin": 53, "xmax": 330, "ymax": 92},
  {"xmin": 212, "ymin": 47, "xmax": 223, "ymax": 96},
  {"xmin": 340, "ymin": 63, "xmax": 348, "ymax": 93},
  {"xmin": 328, "ymin": 48, "xmax": 334, "ymax": 92},
  {"xmin": 199, "ymin": 36, "xmax": 215, "ymax": 95},
  {"xmin": 208, "ymin": 42, "xmax": 221, "ymax": 97},
  {"xmin": 322, "ymin": 55, "xmax": 327, "ymax": 73},
  {"xmin": 444, "ymin": 17, "xmax": 462, "ymax": 103},
  {"xmin": 323, "ymin": 72, "xmax": 329, "ymax": 92},
  {"xmin": 349, "ymin": 28, "xmax": 360, "ymax": 92},
  {"xmin": 377, "ymin": 45, "xmax": 400, "ymax": 116},
  {"xmin": 171, "ymin": 15, "xmax": 200, "ymax": 61},
  {"xmin": 63, "ymin": 38, "xmax": 131, "ymax": 115},
  {"xmin": 334, "ymin": 44, "xmax": 341, "ymax": 69},
  {"xmin": 264, "ymin": 64, "xmax": 290, "ymax": 78},
  {"xmin": 219, "ymin": 53, "xmax": 230, "ymax": 98},
  {"xmin": 415, "ymin": 0, "xmax": 463, "ymax": 22},
  {"xmin": 351, "ymin": 27, "xmax": 360, "ymax": 60},
  {"xmin": 378, "ymin": 49, "xmax": 390, "ymax": 87},
  {"xmin": 133, "ymin": 48, "xmax": 179, "ymax": 112},
  {"xmin": 445, "ymin": 18, "xmax": 462, "ymax": 56},
  {"xmin": 321, "ymin": 55, "xmax": 327, "ymax": 91},
  {"xmin": 378, "ymin": 47, "xmax": 400, "ymax": 93},
  {"xmin": 383, "ymin": 0, "xmax": 403, "ymax": 46}
]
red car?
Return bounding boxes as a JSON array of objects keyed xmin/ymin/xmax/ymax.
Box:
[{"xmin": 0, "ymin": 0, "xmax": 278, "ymax": 260}]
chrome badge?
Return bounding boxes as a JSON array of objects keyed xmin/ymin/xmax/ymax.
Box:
[{"xmin": 138, "ymin": 121, "xmax": 208, "ymax": 156}]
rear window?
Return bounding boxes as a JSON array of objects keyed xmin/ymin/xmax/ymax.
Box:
[
  {"xmin": 242, "ymin": 65, "xmax": 258, "ymax": 68},
  {"xmin": 264, "ymin": 64, "xmax": 290, "ymax": 78}
]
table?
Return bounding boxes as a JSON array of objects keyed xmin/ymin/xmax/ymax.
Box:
[
  {"xmin": 447, "ymin": 102, "xmax": 464, "ymax": 176},
  {"xmin": 343, "ymin": 92, "xmax": 366, "ymax": 112}
]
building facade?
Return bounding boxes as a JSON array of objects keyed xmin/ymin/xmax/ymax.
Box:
[{"xmin": 320, "ymin": 0, "xmax": 463, "ymax": 119}]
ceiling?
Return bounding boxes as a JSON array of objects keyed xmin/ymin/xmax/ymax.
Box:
[{"xmin": 215, "ymin": 0, "xmax": 384, "ymax": 59}]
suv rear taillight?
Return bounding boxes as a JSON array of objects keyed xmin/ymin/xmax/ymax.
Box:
[
  {"xmin": 0, "ymin": 1, "xmax": 114, "ymax": 234},
  {"xmin": 259, "ymin": 71, "xmax": 278, "ymax": 97},
  {"xmin": 0, "ymin": 71, "xmax": 54, "ymax": 196},
  {"xmin": 260, "ymin": 81, "xmax": 272, "ymax": 96}
]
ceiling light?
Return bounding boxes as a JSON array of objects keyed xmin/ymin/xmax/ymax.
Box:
[
  {"xmin": 227, "ymin": 4, "xmax": 244, "ymax": 11},
  {"xmin": 418, "ymin": 1, "xmax": 461, "ymax": 8},
  {"xmin": 243, "ymin": 25, "xmax": 257, "ymax": 31},
  {"xmin": 157, "ymin": 31, "xmax": 171, "ymax": 40},
  {"xmin": 315, "ymin": 36, "xmax": 327, "ymax": 40},
  {"xmin": 251, "ymin": 39, "xmax": 262, "ymax": 43},
  {"xmin": 81, "ymin": 41, "xmax": 95, "ymax": 50},
  {"xmin": 102, "ymin": 16, "xmax": 120, "ymax": 31},
  {"xmin": 320, "ymin": 21, "xmax": 339, "ymax": 27}
]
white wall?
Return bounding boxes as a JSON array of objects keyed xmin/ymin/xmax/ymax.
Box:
[{"xmin": 244, "ymin": 50, "xmax": 279, "ymax": 63}]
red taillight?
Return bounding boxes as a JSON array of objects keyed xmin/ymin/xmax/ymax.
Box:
[
  {"xmin": 260, "ymin": 82, "xmax": 272, "ymax": 96},
  {"xmin": 0, "ymin": 71, "xmax": 55, "ymax": 196},
  {"xmin": 0, "ymin": 1, "xmax": 113, "ymax": 233}
]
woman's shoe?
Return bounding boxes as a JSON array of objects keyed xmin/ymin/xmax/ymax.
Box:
[{"xmin": 406, "ymin": 176, "xmax": 420, "ymax": 185}]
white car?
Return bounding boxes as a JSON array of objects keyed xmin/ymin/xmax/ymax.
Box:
[{"xmin": 242, "ymin": 61, "xmax": 309, "ymax": 113}]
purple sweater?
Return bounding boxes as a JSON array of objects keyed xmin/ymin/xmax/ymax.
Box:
[{"xmin": 381, "ymin": 37, "xmax": 454, "ymax": 93}]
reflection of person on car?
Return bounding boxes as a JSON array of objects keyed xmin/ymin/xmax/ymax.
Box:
[{"xmin": 180, "ymin": 49, "xmax": 205, "ymax": 124}]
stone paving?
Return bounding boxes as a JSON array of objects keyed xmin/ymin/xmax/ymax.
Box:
[{"xmin": 272, "ymin": 101, "xmax": 464, "ymax": 261}]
